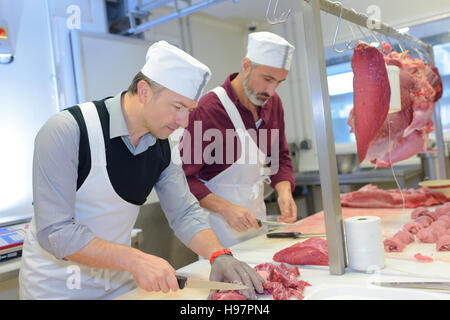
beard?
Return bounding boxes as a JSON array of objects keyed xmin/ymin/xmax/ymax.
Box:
[{"xmin": 243, "ymin": 75, "xmax": 270, "ymax": 106}]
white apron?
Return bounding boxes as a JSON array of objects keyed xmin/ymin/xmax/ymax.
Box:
[
  {"xmin": 204, "ymin": 87, "xmax": 270, "ymax": 248},
  {"xmin": 19, "ymin": 102, "xmax": 140, "ymax": 299}
]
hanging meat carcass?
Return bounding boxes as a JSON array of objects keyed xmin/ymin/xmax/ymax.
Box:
[{"xmin": 348, "ymin": 41, "xmax": 443, "ymax": 167}]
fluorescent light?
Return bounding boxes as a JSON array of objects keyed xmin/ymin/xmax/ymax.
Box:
[{"xmin": 398, "ymin": 27, "xmax": 410, "ymax": 34}]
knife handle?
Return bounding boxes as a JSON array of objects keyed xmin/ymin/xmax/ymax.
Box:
[
  {"xmin": 176, "ymin": 275, "xmax": 188, "ymax": 289},
  {"xmin": 267, "ymin": 232, "xmax": 299, "ymax": 238}
]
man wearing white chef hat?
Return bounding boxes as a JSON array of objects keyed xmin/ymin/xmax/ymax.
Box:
[
  {"xmin": 181, "ymin": 32, "xmax": 298, "ymax": 247},
  {"xmin": 19, "ymin": 41, "xmax": 264, "ymax": 300}
]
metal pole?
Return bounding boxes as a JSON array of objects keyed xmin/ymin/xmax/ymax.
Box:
[{"xmin": 301, "ymin": 0, "xmax": 347, "ymax": 275}]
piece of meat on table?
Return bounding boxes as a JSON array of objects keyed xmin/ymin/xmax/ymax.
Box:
[
  {"xmin": 210, "ymin": 291, "xmax": 247, "ymax": 300},
  {"xmin": 434, "ymin": 204, "xmax": 450, "ymax": 218},
  {"xmin": 411, "ymin": 207, "xmax": 430, "ymax": 219},
  {"xmin": 383, "ymin": 230, "xmax": 414, "ymax": 252},
  {"xmin": 212, "ymin": 263, "xmax": 311, "ymax": 301},
  {"xmin": 429, "ymin": 221, "xmax": 448, "ymax": 237},
  {"xmin": 436, "ymin": 234, "xmax": 450, "ymax": 251},
  {"xmin": 416, "ymin": 228, "xmax": 439, "ymax": 243},
  {"xmin": 403, "ymin": 221, "xmax": 423, "ymax": 234},
  {"xmin": 348, "ymin": 41, "xmax": 443, "ymax": 167},
  {"xmin": 340, "ymin": 184, "xmax": 450, "ymax": 208},
  {"xmin": 436, "ymin": 215, "xmax": 450, "ymax": 228},
  {"xmin": 413, "ymin": 253, "xmax": 434, "ymax": 262},
  {"xmin": 273, "ymin": 238, "xmax": 329, "ymax": 266},
  {"xmin": 415, "ymin": 215, "xmax": 433, "ymax": 228},
  {"xmin": 255, "ymin": 263, "xmax": 311, "ymax": 300}
]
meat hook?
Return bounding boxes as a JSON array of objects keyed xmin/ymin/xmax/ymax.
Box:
[
  {"xmin": 266, "ymin": 0, "xmax": 292, "ymax": 25},
  {"xmin": 332, "ymin": 1, "xmax": 353, "ymax": 53}
]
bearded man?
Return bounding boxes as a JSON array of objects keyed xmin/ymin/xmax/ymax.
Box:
[{"xmin": 180, "ymin": 32, "xmax": 298, "ymax": 247}]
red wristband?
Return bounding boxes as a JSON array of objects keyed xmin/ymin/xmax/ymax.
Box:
[{"xmin": 209, "ymin": 248, "xmax": 233, "ymax": 265}]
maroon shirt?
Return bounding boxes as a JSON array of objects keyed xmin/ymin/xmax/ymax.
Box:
[{"xmin": 180, "ymin": 73, "xmax": 295, "ymax": 201}]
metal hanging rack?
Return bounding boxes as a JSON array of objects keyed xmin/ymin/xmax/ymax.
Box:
[{"xmin": 291, "ymin": 0, "xmax": 447, "ymax": 275}]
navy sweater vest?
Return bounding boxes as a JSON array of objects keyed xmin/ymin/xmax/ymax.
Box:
[{"xmin": 66, "ymin": 97, "xmax": 171, "ymax": 205}]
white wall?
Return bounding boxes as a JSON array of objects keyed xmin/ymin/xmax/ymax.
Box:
[
  {"xmin": 0, "ymin": 0, "xmax": 54, "ymax": 220},
  {"xmin": 0, "ymin": 0, "xmax": 107, "ymax": 222}
]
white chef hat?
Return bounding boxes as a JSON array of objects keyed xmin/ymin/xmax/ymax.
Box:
[
  {"xmin": 141, "ymin": 40, "xmax": 211, "ymax": 101},
  {"xmin": 246, "ymin": 32, "xmax": 295, "ymax": 70}
]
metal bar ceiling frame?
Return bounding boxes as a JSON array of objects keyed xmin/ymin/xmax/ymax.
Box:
[
  {"xmin": 300, "ymin": 0, "xmax": 447, "ymax": 275},
  {"xmin": 125, "ymin": 0, "xmax": 238, "ymax": 34}
]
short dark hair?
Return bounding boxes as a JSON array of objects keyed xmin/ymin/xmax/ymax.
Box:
[{"xmin": 127, "ymin": 71, "xmax": 165, "ymax": 96}]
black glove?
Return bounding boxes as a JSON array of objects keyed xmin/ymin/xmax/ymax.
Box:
[{"xmin": 209, "ymin": 254, "xmax": 265, "ymax": 300}]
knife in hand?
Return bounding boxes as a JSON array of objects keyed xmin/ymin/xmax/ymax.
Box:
[
  {"xmin": 256, "ymin": 219, "xmax": 295, "ymax": 228},
  {"xmin": 176, "ymin": 275, "xmax": 249, "ymax": 291}
]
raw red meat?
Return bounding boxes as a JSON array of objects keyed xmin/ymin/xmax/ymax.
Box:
[
  {"xmin": 273, "ymin": 238, "xmax": 329, "ymax": 266},
  {"xmin": 403, "ymin": 221, "xmax": 422, "ymax": 234},
  {"xmin": 350, "ymin": 41, "xmax": 391, "ymax": 163},
  {"xmin": 429, "ymin": 221, "xmax": 448, "ymax": 236},
  {"xmin": 413, "ymin": 253, "xmax": 433, "ymax": 262},
  {"xmin": 410, "ymin": 207, "xmax": 429, "ymax": 219},
  {"xmin": 383, "ymin": 230, "xmax": 414, "ymax": 252},
  {"xmin": 212, "ymin": 263, "xmax": 311, "ymax": 301},
  {"xmin": 415, "ymin": 216, "xmax": 433, "ymax": 228},
  {"xmin": 254, "ymin": 263, "xmax": 311, "ymax": 300},
  {"xmin": 435, "ymin": 205, "xmax": 450, "ymax": 218},
  {"xmin": 436, "ymin": 235, "xmax": 450, "ymax": 251},
  {"xmin": 211, "ymin": 291, "xmax": 247, "ymax": 300},
  {"xmin": 437, "ymin": 215, "xmax": 450, "ymax": 228},
  {"xmin": 416, "ymin": 228, "xmax": 439, "ymax": 243},
  {"xmin": 340, "ymin": 184, "xmax": 450, "ymax": 208},
  {"xmin": 349, "ymin": 41, "xmax": 443, "ymax": 167},
  {"xmin": 383, "ymin": 237, "xmax": 407, "ymax": 252}
]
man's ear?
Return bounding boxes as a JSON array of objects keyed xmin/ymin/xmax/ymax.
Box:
[
  {"xmin": 137, "ymin": 80, "xmax": 153, "ymax": 104},
  {"xmin": 242, "ymin": 57, "xmax": 252, "ymax": 74}
]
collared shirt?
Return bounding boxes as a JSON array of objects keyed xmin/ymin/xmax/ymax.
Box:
[
  {"xmin": 180, "ymin": 73, "xmax": 295, "ymax": 201},
  {"xmin": 33, "ymin": 92, "xmax": 210, "ymax": 259}
]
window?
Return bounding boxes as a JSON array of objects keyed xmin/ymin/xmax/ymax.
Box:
[
  {"xmin": 433, "ymin": 42, "xmax": 450, "ymax": 133},
  {"xmin": 326, "ymin": 61, "xmax": 355, "ymax": 144}
]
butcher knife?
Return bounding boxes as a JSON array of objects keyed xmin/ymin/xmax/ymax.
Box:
[
  {"xmin": 370, "ymin": 281, "xmax": 450, "ymax": 291},
  {"xmin": 266, "ymin": 232, "xmax": 326, "ymax": 238},
  {"xmin": 176, "ymin": 275, "xmax": 249, "ymax": 291},
  {"xmin": 256, "ymin": 219, "xmax": 295, "ymax": 227}
]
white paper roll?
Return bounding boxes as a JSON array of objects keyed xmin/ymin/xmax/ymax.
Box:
[
  {"xmin": 386, "ymin": 64, "xmax": 402, "ymax": 113},
  {"xmin": 344, "ymin": 216, "xmax": 385, "ymax": 272}
]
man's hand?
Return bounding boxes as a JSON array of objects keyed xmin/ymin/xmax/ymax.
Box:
[
  {"xmin": 275, "ymin": 181, "xmax": 297, "ymax": 223},
  {"xmin": 130, "ymin": 252, "xmax": 179, "ymax": 293},
  {"xmin": 209, "ymin": 255, "xmax": 265, "ymax": 299},
  {"xmin": 221, "ymin": 203, "xmax": 260, "ymax": 232}
]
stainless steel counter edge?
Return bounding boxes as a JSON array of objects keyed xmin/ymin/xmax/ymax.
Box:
[{"xmin": 294, "ymin": 165, "xmax": 422, "ymax": 186}]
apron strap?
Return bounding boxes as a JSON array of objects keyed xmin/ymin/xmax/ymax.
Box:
[
  {"xmin": 78, "ymin": 102, "xmax": 107, "ymax": 166},
  {"xmin": 211, "ymin": 87, "xmax": 247, "ymax": 132}
]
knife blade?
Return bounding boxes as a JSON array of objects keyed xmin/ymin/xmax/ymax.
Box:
[
  {"xmin": 370, "ymin": 281, "xmax": 450, "ymax": 290},
  {"xmin": 256, "ymin": 219, "xmax": 295, "ymax": 227},
  {"xmin": 267, "ymin": 232, "xmax": 326, "ymax": 238},
  {"xmin": 176, "ymin": 275, "xmax": 249, "ymax": 291}
]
